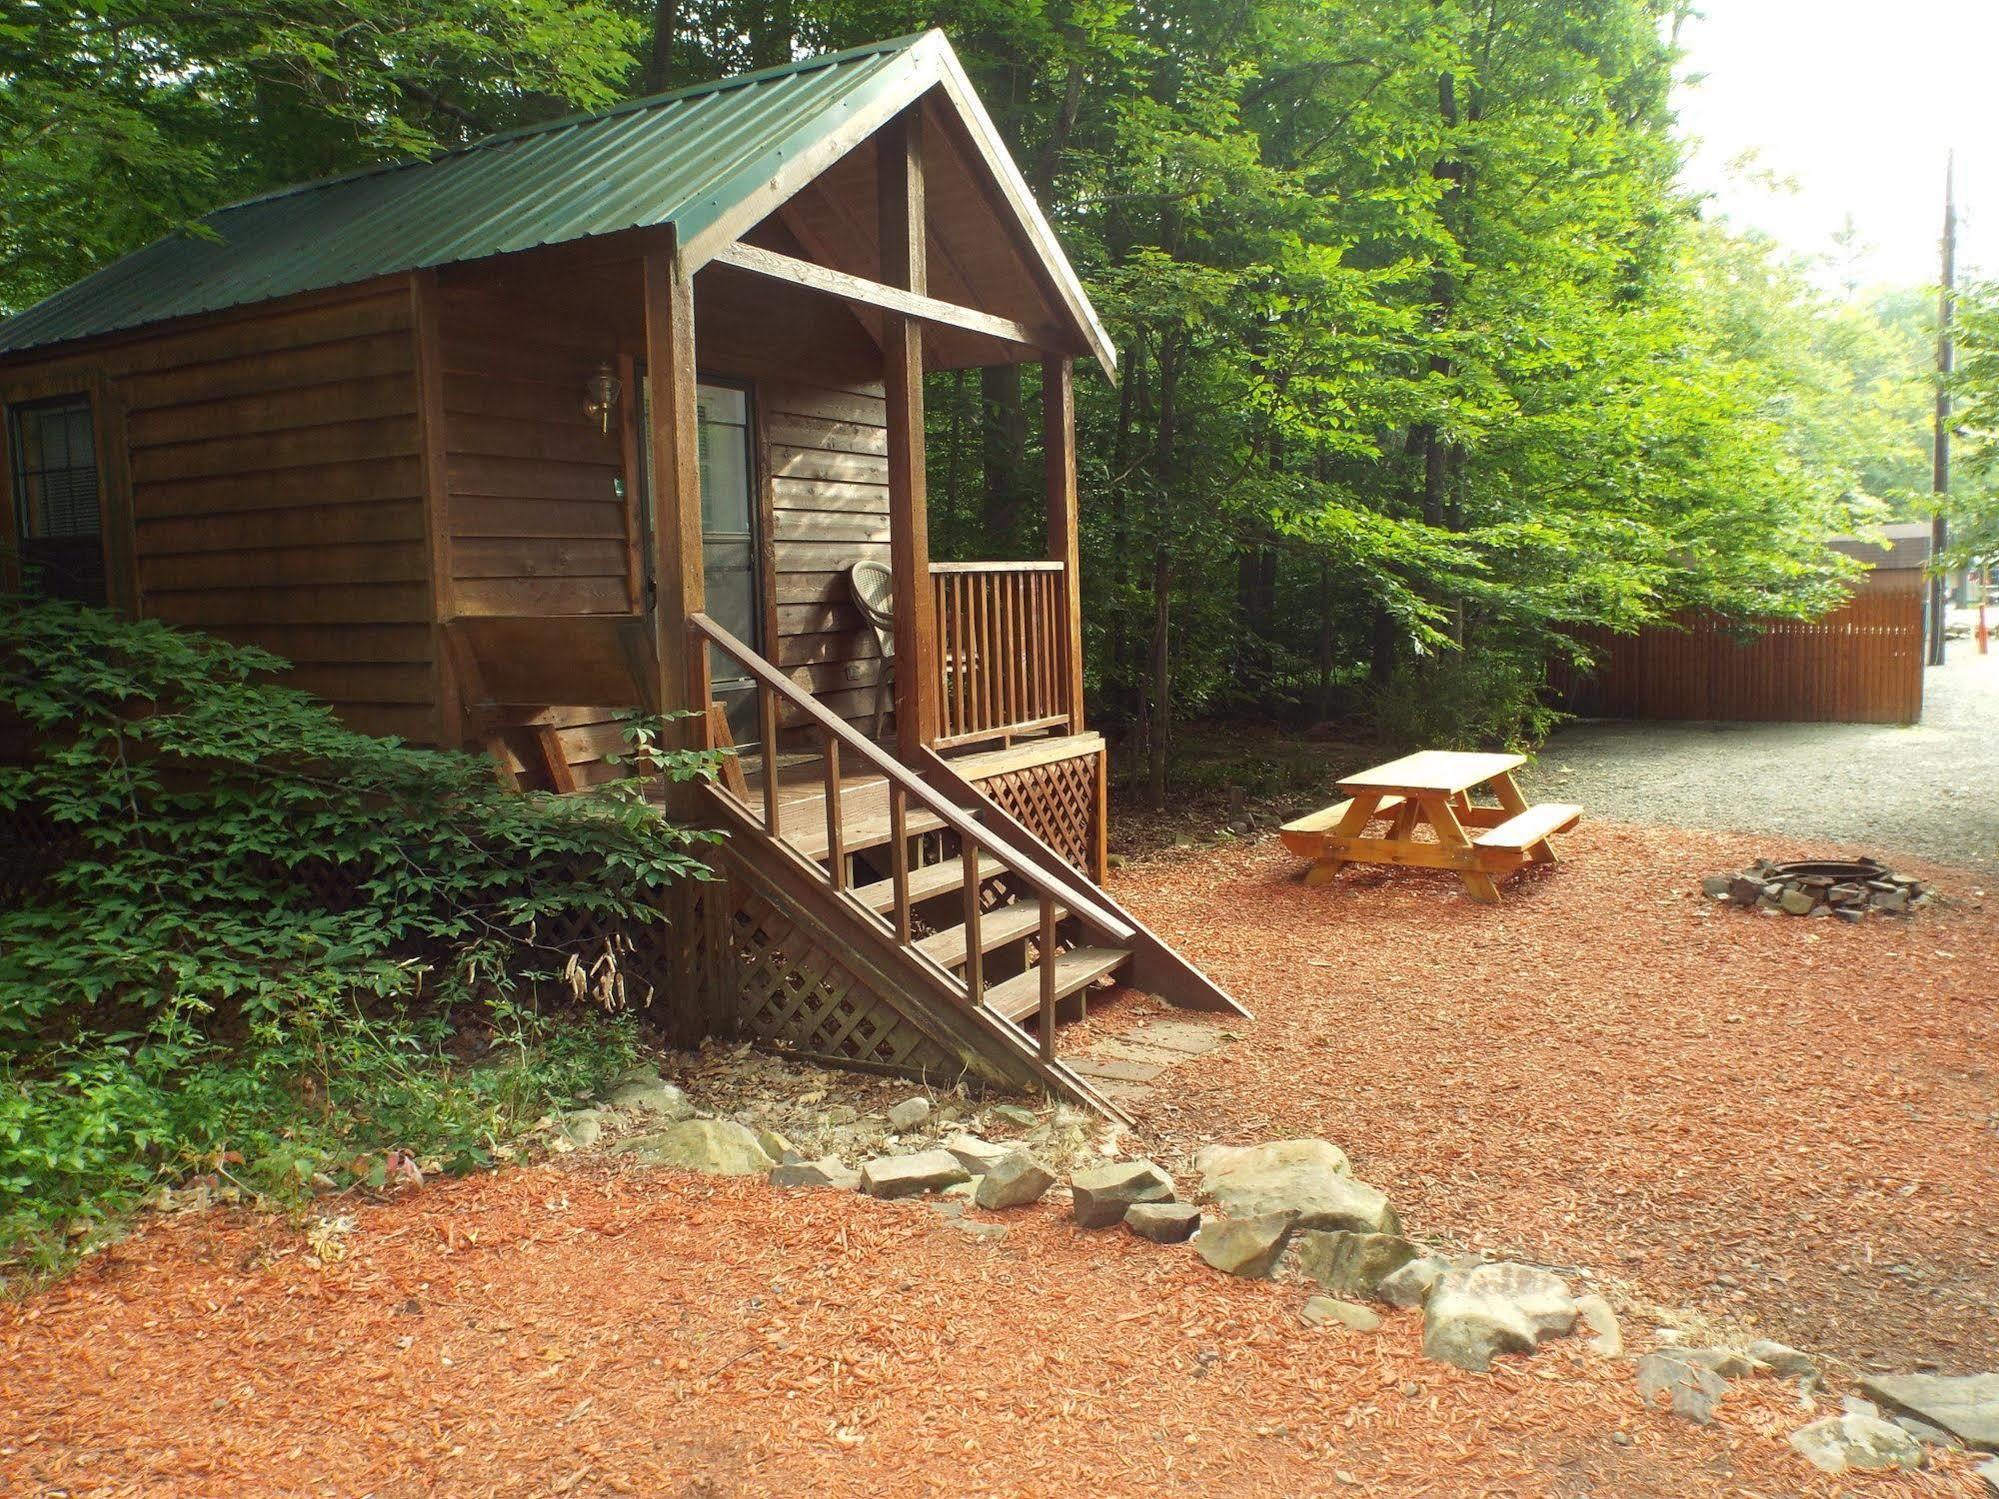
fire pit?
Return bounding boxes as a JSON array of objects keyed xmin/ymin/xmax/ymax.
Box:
[{"xmin": 1702, "ymin": 858, "xmax": 1928, "ymax": 921}]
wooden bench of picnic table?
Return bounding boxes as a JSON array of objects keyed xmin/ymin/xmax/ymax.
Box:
[{"xmin": 1474, "ymin": 801, "xmax": 1582, "ymax": 851}]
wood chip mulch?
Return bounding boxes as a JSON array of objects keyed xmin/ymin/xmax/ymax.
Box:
[
  {"xmin": 1099, "ymin": 820, "xmax": 1999, "ymax": 1375},
  {"xmin": 3, "ymin": 1164, "xmax": 1981, "ymax": 1497},
  {"xmin": 2, "ymin": 817, "xmax": 1994, "ymax": 1495}
]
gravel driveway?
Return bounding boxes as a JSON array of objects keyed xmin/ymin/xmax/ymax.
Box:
[{"xmin": 1518, "ymin": 641, "xmax": 1999, "ymax": 871}]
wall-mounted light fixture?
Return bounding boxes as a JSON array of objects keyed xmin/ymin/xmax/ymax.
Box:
[{"xmin": 584, "ymin": 361, "xmax": 622, "ymax": 434}]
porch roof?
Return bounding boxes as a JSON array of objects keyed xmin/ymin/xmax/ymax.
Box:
[{"xmin": 0, "ymin": 32, "xmax": 1114, "ymax": 372}]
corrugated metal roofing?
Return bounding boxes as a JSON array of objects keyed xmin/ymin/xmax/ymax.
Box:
[{"xmin": 0, "ymin": 33, "xmax": 941, "ymax": 355}]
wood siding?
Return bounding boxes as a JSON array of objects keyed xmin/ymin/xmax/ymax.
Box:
[
  {"xmin": 1552, "ymin": 573, "xmax": 1927, "ymax": 725},
  {"xmin": 436, "ymin": 283, "xmax": 634, "ymax": 619},
  {"xmin": 0, "ymin": 282, "xmax": 438, "ymax": 742},
  {"xmin": 765, "ymin": 377, "xmax": 890, "ymax": 734}
]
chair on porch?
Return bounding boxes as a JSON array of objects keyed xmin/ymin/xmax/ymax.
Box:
[{"xmin": 847, "ymin": 560, "xmax": 896, "ymax": 743}]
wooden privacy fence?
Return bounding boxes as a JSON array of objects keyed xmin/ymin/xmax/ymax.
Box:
[
  {"xmin": 930, "ymin": 561, "xmax": 1075, "ymax": 748},
  {"xmin": 1551, "ymin": 582, "xmax": 1926, "ymax": 725}
]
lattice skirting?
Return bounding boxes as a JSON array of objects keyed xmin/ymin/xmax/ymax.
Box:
[
  {"xmin": 970, "ymin": 748, "xmax": 1104, "ymax": 880},
  {"xmin": 727, "ymin": 885, "xmax": 967, "ymax": 1078}
]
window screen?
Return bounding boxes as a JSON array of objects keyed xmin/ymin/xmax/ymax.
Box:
[{"xmin": 9, "ymin": 396, "xmax": 104, "ymax": 604}]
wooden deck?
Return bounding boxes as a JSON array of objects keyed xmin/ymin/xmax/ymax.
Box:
[{"xmin": 740, "ymin": 732, "xmax": 1104, "ymax": 862}]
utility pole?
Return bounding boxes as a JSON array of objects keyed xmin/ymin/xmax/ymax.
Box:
[{"xmin": 1930, "ymin": 152, "xmax": 1956, "ymax": 667}]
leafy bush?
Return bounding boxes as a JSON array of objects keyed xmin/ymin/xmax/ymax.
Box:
[
  {"xmin": 1369, "ymin": 647, "xmax": 1566, "ymax": 752},
  {"xmin": 0, "ymin": 596, "xmax": 718, "ymax": 1271}
]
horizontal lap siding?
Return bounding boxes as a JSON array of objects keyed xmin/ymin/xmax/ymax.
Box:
[
  {"xmin": 94, "ymin": 286, "xmax": 436, "ymax": 742},
  {"xmin": 439, "ymin": 295, "xmax": 633, "ymax": 620},
  {"xmin": 763, "ymin": 378, "xmax": 890, "ymax": 737},
  {"xmin": 435, "ymin": 290, "xmax": 639, "ymax": 780}
]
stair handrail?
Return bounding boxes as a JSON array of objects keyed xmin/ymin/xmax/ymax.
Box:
[{"xmin": 687, "ymin": 613, "xmax": 1136, "ymax": 945}]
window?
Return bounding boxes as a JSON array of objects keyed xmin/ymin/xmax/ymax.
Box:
[{"xmin": 9, "ymin": 395, "xmax": 104, "ymax": 604}]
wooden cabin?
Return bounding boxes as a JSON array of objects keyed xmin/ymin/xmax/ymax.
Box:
[{"xmin": 0, "ymin": 32, "xmax": 1238, "ymax": 1117}]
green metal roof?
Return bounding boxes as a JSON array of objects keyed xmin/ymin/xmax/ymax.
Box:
[{"xmin": 1, "ymin": 31, "xmax": 1079, "ymax": 357}]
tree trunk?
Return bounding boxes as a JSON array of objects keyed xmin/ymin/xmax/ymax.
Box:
[
  {"xmin": 980, "ymin": 364, "xmax": 1027, "ymax": 548},
  {"xmin": 1145, "ymin": 341, "xmax": 1180, "ymax": 808},
  {"xmin": 1108, "ymin": 340, "xmax": 1143, "ymax": 724},
  {"xmin": 1317, "ymin": 559, "xmax": 1335, "ymax": 716},
  {"xmin": 641, "ymin": 0, "xmax": 679, "ymax": 94},
  {"xmin": 1369, "ymin": 603, "xmax": 1399, "ymax": 687}
]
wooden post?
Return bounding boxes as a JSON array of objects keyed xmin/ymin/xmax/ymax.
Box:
[
  {"xmin": 1043, "ymin": 355, "xmax": 1085, "ymax": 732},
  {"xmin": 641, "ymin": 227, "xmax": 708, "ymax": 805},
  {"xmin": 880, "ymin": 110, "xmax": 941, "ymax": 759},
  {"xmin": 1931, "ymin": 151, "xmax": 1956, "ymax": 668}
]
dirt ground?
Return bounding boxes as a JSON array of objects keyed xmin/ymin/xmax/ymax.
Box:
[
  {"xmin": 1095, "ymin": 821, "xmax": 1999, "ymax": 1375},
  {"xmin": 2, "ymin": 1165, "xmax": 1985, "ymax": 1498}
]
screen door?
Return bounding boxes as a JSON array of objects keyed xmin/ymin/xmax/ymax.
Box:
[{"xmin": 638, "ymin": 376, "xmax": 763, "ymax": 744}]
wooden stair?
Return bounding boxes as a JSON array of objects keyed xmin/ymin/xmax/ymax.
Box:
[
  {"xmin": 851, "ymin": 852, "xmax": 1005, "ymax": 913},
  {"xmin": 982, "ymin": 945, "xmax": 1128, "ymax": 1024},
  {"xmin": 688, "ymin": 612, "xmax": 1244, "ymax": 1121}
]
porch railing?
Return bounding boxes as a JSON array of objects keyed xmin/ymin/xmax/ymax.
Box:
[{"xmin": 930, "ymin": 561, "xmax": 1074, "ymax": 749}]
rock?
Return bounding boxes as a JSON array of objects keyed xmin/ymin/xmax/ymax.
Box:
[
  {"xmin": 605, "ymin": 1077, "xmax": 696, "ymax": 1120},
  {"xmin": 1422, "ymin": 1264, "xmax": 1578, "ymax": 1373},
  {"xmin": 859, "ymin": 1149, "xmax": 970, "ymax": 1199},
  {"xmin": 1749, "ymin": 1339, "xmax": 1820, "ymax": 1382},
  {"xmin": 1302, "ymin": 1296, "xmax": 1382, "ymax": 1332},
  {"xmin": 1859, "ymin": 1373, "xmax": 1999, "ymax": 1451},
  {"xmin": 1195, "ymin": 1213, "xmax": 1293, "ymax": 1277},
  {"xmin": 768, "ymin": 1156, "xmax": 860, "ymax": 1191},
  {"xmin": 1727, "ymin": 874, "xmax": 1765, "ymax": 905},
  {"xmin": 1637, "ymin": 1351, "xmax": 1728, "ymax": 1425},
  {"xmin": 1789, "ymin": 1413, "xmax": 1926, "ymax": 1474},
  {"xmin": 610, "ymin": 1118, "xmax": 772, "ymax": 1175},
  {"xmin": 555, "ymin": 1109, "xmax": 603, "ymax": 1148},
  {"xmin": 887, "ymin": 1096, "xmax": 932, "ymax": 1131},
  {"xmin": 1574, "ymin": 1292, "xmax": 1622, "ymax": 1357},
  {"xmin": 944, "ymin": 1177, "xmax": 978, "ymax": 1198},
  {"xmin": 1893, "ymin": 1415, "xmax": 1961, "ymax": 1450},
  {"xmin": 1779, "ymin": 887, "xmax": 1818, "ymax": 916},
  {"xmin": 1669, "ymin": 1346, "xmax": 1758, "ymax": 1378},
  {"xmin": 1193, "ymin": 1139, "xmax": 1396, "ymax": 1234},
  {"xmin": 1124, "ymin": 1202, "xmax": 1201, "ymax": 1243},
  {"xmin": 1977, "ymin": 1455, "xmax": 1999, "ymax": 1495},
  {"xmin": 1376, "ymin": 1255, "xmax": 1456, "ymax": 1308},
  {"xmin": 1070, "ymin": 1160, "xmax": 1174, "ymax": 1228},
  {"xmin": 754, "ymin": 1127, "xmax": 796, "ymax": 1162},
  {"xmin": 1285, "ymin": 1230, "xmax": 1419, "ymax": 1297},
  {"xmin": 1701, "ymin": 873, "xmax": 1734, "ymax": 899},
  {"xmin": 942, "ymin": 1133, "xmax": 1015, "ymax": 1174},
  {"xmin": 974, "ymin": 1153, "xmax": 1056, "ymax": 1210},
  {"xmin": 990, "ymin": 1103, "xmax": 1039, "ymax": 1128}
]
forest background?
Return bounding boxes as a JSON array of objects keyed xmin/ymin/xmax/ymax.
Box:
[{"xmin": 4, "ymin": 0, "xmax": 1977, "ymax": 799}]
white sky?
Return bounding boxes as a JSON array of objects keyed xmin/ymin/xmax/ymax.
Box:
[{"xmin": 1673, "ymin": 0, "xmax": 1998, "ymax": 292}]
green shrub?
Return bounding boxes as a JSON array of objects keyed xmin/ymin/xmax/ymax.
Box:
[
  {"xmin": 0, "ymin": 596, "xmax": 717, "ymax": 1272},
  {"xmin": 1369, "ymin": 647, "xmax": 1566, "ymax": 751}
]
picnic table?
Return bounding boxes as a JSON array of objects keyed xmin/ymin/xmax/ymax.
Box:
[{"xmin": 1280, "ymin": 750, "xmax": 1581, "ymax": 904}]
